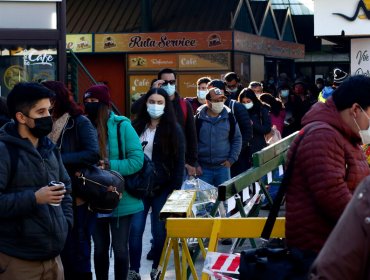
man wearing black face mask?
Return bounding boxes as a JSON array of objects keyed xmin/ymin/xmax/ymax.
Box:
[{"xmin": 0, "ymin": 82, "xmax": 73, "ymax": 280}]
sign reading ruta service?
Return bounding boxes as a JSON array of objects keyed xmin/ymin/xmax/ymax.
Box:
[
  {"xmin": 351, "ymin": 38, "xmax": 370, "ymax": 76},
  {"xmin": 315, "ymin": 0, "xmax": 370, "ymax": 36}
]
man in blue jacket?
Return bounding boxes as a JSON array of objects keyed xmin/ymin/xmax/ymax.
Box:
[
  {"xmin": 208, "ymin": 79, "xmax": 253, "ymax": 176},
  {"xmin": 196, "ymin": 87, "xmax": 242, "ymax": 188},
  {"xmin": 0, "ymin": 83, "xmax": 73, "ymax": 280}
]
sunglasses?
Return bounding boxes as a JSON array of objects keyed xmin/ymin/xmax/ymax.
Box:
[
  {"xmin": 161, "ymin": 80, "xmax": 176, "ymax": 86},
  {"xmin": 226, "ymin": 84, "xmax": 238, "ymax": 89}
]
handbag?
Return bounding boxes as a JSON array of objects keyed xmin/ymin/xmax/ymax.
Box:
[
  {"xmin": 117, "ymin": 121, "xmax": 158, "ymax": 199},
  {"xmin": 75, "ymin": 165, "xmax": 125, "ymax": 213},
  {"xmin": 239, "ymin": 128, "xmax": 311, "ymax": 280}
]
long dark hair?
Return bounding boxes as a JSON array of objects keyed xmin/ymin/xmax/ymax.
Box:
[
  {"xmin": 132, "ymin": 88, "xmax": 179, "ymax": 165},
  {"xmin": 42, "ymin": 81, "xmax": 83, "ymax": 118},
  {"xmin": 238, "ymin": 88, "xmax": 263, "ymax": 114},
  {"xmin": 259, "ymin": 93, "xmax": 283, "ymax": 116}
]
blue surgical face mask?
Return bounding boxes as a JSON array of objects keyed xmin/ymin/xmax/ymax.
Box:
[
  {"xmin": 280, "ymin": 90, "xmax": 289, "ymax": 98},
  {"xmin": 147, "ymin": 104, "xmax": 165, "ymax": 119},
  {"xmin": 243, "ymin": 102, "xmax": 253, "ymax": 110},
  {"xmin": 227, "ymin": 87, "xmax": 238, "ymax": 93},
  {"xmin": 161, "ymin": 84, "xmax": 176, "ymax": 96},
  {"xmin": 197, "ymin": 90, "xmax": 208, "ymax": 100}
]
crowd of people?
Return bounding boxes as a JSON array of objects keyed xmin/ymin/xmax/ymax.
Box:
[{"xmin": 1, "ymin": 66, "xmax": 370, "ymax": 280}]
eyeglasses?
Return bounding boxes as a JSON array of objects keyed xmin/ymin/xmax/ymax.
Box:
[
  {"xmin": 162, "ymin": 80, "xmax": 176, "ymax": 86},
  {"xmin": 226, "ymin": 83, "xmax": 238, "ymax": 89}
]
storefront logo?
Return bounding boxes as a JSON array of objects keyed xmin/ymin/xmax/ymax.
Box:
[
  {"xmin": 207, "ymin": 34, "xmax": 222, "ymax": 47},
  {"xmin": 104, "ymin": 36, "xmax": 117, "ymax": 49},
  {"xmin": 23, "ymin": 50, "xmax": 54, "ymax": 66},
  {"xmin": 333, "ymin": 0, "xmax": 370, "ymax": 21},
  {"xmin": 131, "ymin": 57, "xmax": 147, "ymax": 66}
]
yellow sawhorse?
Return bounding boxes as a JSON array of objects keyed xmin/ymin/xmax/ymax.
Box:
[{"xmin": 158, "ymin": 217, "xmax": 286, "ymax": 280}]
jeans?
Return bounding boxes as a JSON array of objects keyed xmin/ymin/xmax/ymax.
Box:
[
  {"xmin": 200, "ymin": 166, "xmax": 231, "ymax": 216},
  {"xmin": 129, "ymin": 189, "xmax": 171, "ymax": 272},
  {"xmin": 60, "ymin": 203, "xmax": 96, "ymax": 280},
  {"xmin": 199, "ymin": 166, "xmax": 231, "ymax": 188},
  {"xmin": 93, "ymin": 215, "xmax": 132, "ymax": 280}
]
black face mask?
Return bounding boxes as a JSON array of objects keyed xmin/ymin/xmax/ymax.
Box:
[
  {"xmin": 26, "ymin": 116, "xmax": 53, "ymax": 138},
  {"xmin": 84, "ymin": 102, "xmax": 100, "ymax": 123}
]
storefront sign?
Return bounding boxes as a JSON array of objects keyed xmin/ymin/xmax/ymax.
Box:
[
  {"xmin": 129, "ymin": 75, "xmax": 156, "ymax": 102},
  {"xmin": 128, "ymin": 54, "xmax": 177, "ymax": 70},
  {"xmin": 178, "ymin": 53, "xmax": 230, "ymax": 70},
  {"xmin": 95, "ymin": 31, "xmax": 233, "ymax": 52},
  {"xmin": 351, "ymin": 38, "xmax": 370, "ymax": 76},
  {"xmin": 234, "ymin": 31, "xmax": 304, "ymax": 59},
  {"xmin": 66, "ymin": 34, "xmax": 93, "ymax": 53},
  {"xmin": 178, "ymin": 73, "xmax": 223, "ymax": 98},
  {"xmin": 315, "ymin": 0, "xmax": 370, "ymax": 36},
  {"xmin": 23, "ymin": 50, "xmax": 54, "ymax": 66}
]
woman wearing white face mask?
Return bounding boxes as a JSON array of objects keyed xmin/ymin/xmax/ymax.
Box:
[
  {"xmin": 238, "ymin": 88, "xmax": 272, "ymax": 156},
  {"xmin": 129, "ymin": 88, "xmax": 185, "ymax": 280}
]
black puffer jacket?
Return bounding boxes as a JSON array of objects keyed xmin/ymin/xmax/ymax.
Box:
[
  {"xmin": 56, "ymin": 115, "xmax": 99, "ymax": 175},
  {"xmin": 0, "ymin": 122, "xmax": 73, "ymax": 260}
]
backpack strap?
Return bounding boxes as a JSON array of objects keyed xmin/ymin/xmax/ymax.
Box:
[
  {"xmin": 195, "ymin": 113, "xmax": 201, "ymax": 141},
  {"xmin": 117, "ymin": 120, "xmax": 124, "ymax": 160},
  {"xmin": 228, "ymin": 112, "xmax": 236, "ymax": 142},
  {"xmin": 230, "ymin": 99, "xmax": 236, "ymax": 115},
  {"xmin": 3, "ymin": 142, "xmax": 18, "ymax": 187},
  {"xmin": 195, "ymin": 111, "xmax": 236, "ymax": 142},
  {"xmin": 179, "ymin": 98, "xmax": 188, "ymax": 124}
]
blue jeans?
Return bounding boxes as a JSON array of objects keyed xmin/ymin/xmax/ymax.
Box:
[
  {"xmin": 199, "ymin": 166, "xmax": 231, "ymax": 188},
  {"xmin": 200, "ymin": 166, "xmax": 231, "ymax": 216},
  {"xmin": 60, "ymin": 203, "xmax": 96, "ymax": 279},
  {"xmin": 129, "ymin": 189, "xmax": 171, "ymax": 272},
  {"xmin": 93, "ymin": 215, "xmax": 132, "ymax": 280}
]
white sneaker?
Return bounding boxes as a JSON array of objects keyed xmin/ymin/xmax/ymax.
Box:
[{"xmin": 128, "ymin": 270, "xmax": 141, "ymax": 280}]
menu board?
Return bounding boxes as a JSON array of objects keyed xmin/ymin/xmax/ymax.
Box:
[
  {"xmin": 128, "ymin": 54, "xmax": 177, "ymax": 71},
  {"xmin": 177, "ymin": 73, "xmax": 224, "ymax": 98},
  {"xmin": 178, "ymin": 53, "xmax": 230, "ymax": 70},
  {"xmin": 129, "ymin": 75, "xmax": 156, "ymax": 103}
]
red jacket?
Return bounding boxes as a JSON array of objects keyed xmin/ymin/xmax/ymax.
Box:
[
  {"xmin": 309, "ymin": 176, "xmax": 370, "ymax": 280},
  {"xmin": 285, "ymin": 98, "xmax": 370, "ymax": 253}
]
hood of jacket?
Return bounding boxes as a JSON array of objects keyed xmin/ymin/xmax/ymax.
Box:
[
  {"xmin": 301, "ymin": 97, "xmax": 361, "ymax": 144},
  {"xmin": 0, "ymin": 121, "xmax": 55, "ymax": 155}
]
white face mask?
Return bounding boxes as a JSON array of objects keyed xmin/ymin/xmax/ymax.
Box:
[
  {"xmin": 161, "ymin": 84, "xmax": 176, "ymax": 96},
  {"xmin": 243, "ymin": 102, "xmax": 254, "ymax": 110},
  {"xmin": 280, "ymin": 90, "xmax": 289, "ymax": 98},
  {"xmin": 197, "ymin": 90, "xmax": 208, "ymax": 100},
  {"xmin": 210, "ymin": 102, "xmax": 224, "ymax": 114},
  {"xmin": 354, "ymin": 108, "xmax": 370, "ymax": 145},
  {"xmin": 147, "ymin": 104, "xmax": 165, "ymax": 119}
]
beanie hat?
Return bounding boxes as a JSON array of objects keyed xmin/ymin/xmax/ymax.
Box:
[
  {"xmin": 83, "ymin": 85, "xmax": 111, "ymax": 106},
  {"xmin": 333, "ymin": 68, "xmax": 348, "ymax": 85}
]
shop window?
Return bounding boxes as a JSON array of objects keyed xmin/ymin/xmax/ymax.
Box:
[{"xmin": 0, "ymin": 45, "xmax": 58, "ymax": 97}]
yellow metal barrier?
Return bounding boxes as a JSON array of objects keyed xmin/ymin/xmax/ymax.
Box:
[{"xmin": 159, "ymin": 217, "xmax": 286, "ymax": 279}]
